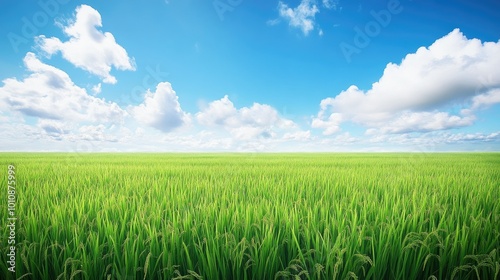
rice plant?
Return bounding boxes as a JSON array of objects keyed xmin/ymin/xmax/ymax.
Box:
[{"xmin": 0, "ymin": 153, "xmax": 498, "ymax": 279}]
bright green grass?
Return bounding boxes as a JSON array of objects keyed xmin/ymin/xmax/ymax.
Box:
[{"xmin": 0, "ymin": 153, "xmax": 499, "ymax": 280}]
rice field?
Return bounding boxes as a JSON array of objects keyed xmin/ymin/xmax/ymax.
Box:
[{"xmin": 0, "ymin": 153, "xmax": 499, "ymax": 280}]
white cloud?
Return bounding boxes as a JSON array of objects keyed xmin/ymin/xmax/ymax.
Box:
[
  {"xmin": 444, "ymin": 131, "xmax": 500, "ymax": 143},
  {"xmin": 162, "ymin": 131, "xmax": 234, "ymax": 151},
  {"xmin": 470, "ymin": 88, "xmax": 500, "ymax": 110},
  {"xmin": 35, "ymin": 120, "xmax": 120, "ymax": 142},
  {"xmin": 76, "ymin": 124, "xmax": 119, "ymax": 142},
  {"xmin": 283, "ymin": 130, "xmax": 312, "ymax": 141},
  {"xmin": 196, "ymin": 95, "xmax": 296, "ymax": 140},
  {"xmin": 318, "ymin": 132, "xmax": 358, "ymax": 146},
  {"xmin": 366, "ymin": 131, "xmax": 500, "ymax": 147},
  {"xmin": 130, "ymin": 82, "xmax": 190, "ymax": 133},
  {"xmin": 0, "ymin": 116, "xmax": 125, "ymax": 151},
  {"xmin": 92, "ymin": 83, "xmax": 102, "ymax": 95},
  {"xmin": 311, "ymin": 111, "xmax": 342, "ymax": 135},
  {"xmin": 37, "ymin": 119, "xmax": 72, "ymax": 140},
  {"xmin": 333, "ymin": 132, "xmax": 357, "ymax": 143},
  {"xmin": 278, "ymin": 0, "xmax": 319, "ymax": 35},
  {"xmin": 36, "ymin": 5, "xmax": 135, "ymax": 84},
  {"xmin": 196, "ymin": 95, "xmax": 238, "ymax": 126},
  {"xmin": 365, "ymin": 112, "xmax": 475, "ymax": 135},
  {"xmin": 267, "ymin": 18, "xmax": 281, "ymax": 26},
  {"xmin": 1, "ymin": 107, "xmax": 498, "ymax": 151},
  {"xmin": 322, "ymin": 0, "xmax": 339, "ymax": 10},
  {"xmin": 313, "ymin": 29, "xmax": 500, "ymax": 135},
  {"xmin": 0, "ymin": 52, "xmax": 126, "ymax": 123}
]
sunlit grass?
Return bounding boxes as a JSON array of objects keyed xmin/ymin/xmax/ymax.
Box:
[{"xmin": 0, "ymin": 153, "xmax": 499, "ymax": 279}]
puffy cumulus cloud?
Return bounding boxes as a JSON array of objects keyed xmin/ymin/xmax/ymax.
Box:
[
  {"xmin": 0, "ymin": 52, "xmax": 126, "ymax": 123},
  {"xmin": 313, "ymin": 29, "xmax": 500, "ymax": 135},
  {"xmin": 196, "ymin": 95, "xmax": 296, "ymax": 140},
  {"xmin": 92, "ymin": 83, "xmax": 102, "ymax": 95},
  {"xmin": 130, "ymin": 82, "xmax": 190, "ymax": 133},
  {"xmin": 311, "ymin": 107, "xmax": 342, "ymax": 135},
  {"xmin": 36, "ymin": 5, "xmax": 135, "ymax": 84},
  {"xmin": 278, "ymin": 0, "xmax": 319, "ymax": 35},
  {"xmin": 196, "ymin": 95, "xmax": 238, "ymax": 126},
  {"xmin": 37, "ymin": 119, "xmax": 72, "ymax": 140}
]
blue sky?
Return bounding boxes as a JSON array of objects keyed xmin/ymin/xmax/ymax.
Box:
[{"xmin": 0, "ymin": 0, "xmax": 499, "ymax": 152}]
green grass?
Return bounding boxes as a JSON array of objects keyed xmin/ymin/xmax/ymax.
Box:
[{"xmin": 1, "ymin": 153, "xmax": 499, "ymax": 279}]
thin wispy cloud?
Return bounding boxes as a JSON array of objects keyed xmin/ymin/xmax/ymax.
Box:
[{"xmin": 278, "ymin": 0, "xmax": 320, "ymax": 35}]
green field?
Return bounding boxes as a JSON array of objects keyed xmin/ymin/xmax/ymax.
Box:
[{"xmin": 1, "ymin": 153, "xmax": 499, "ymax": 279}]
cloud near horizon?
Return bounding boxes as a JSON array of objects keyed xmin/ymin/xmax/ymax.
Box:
[
  {"xmin": 0, "ymin": 52, "xmax": 126, "ymax": 124},
  {"xmin": 313, "ymin": 29, "xmax": 500, "ymax": 135},
  {"xmin": 196, "ymin": 95, "xmax": 297, "ymax": 140},
  {"xmin": 130, "ymin": 82, "xmax": 191, "ymax": 133},
  {"xmin": 0, "ymin": 3, "xmax": 498, "ymax": 152}
]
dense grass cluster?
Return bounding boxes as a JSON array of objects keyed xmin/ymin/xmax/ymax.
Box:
[{"xmin": 1, "ymin": 153, "xmax": 499, "ymax": 279}]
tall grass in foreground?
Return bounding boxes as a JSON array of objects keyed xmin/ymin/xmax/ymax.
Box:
[{"xmin": 0, "ymin": 153, "xmax": 499, "ymax": 279}]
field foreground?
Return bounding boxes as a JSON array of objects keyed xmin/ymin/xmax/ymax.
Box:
[{"xmin": 1, "ymin": 153, "xmax": 499, "ymax": 279}]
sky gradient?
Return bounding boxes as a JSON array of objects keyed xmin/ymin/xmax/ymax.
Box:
[{"xmin": 1, "ymin": 0, "xmax": 499, "ymax": 152}]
